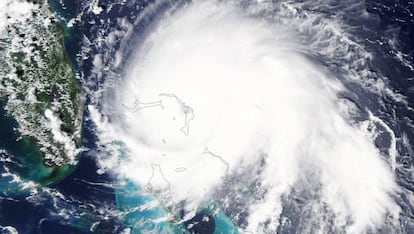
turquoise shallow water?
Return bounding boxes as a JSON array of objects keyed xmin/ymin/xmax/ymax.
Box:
[
  {"xmin": 47, "ymin": 0, "xmax": 240, "ymax": 232},
  {"xmin": 116, "ymin": 180, "xmax": 239, "ymax": 233},
  {"xmin": 0, "ymin": 100, "xmax": 74, "ymax": 192},
  {"xmin": 116, "ymin": 180, "xmax": 183, "ymax": 233},
  {"xmin": 2, "ymin": 0, "xmax": 414, "ymax": 233},
  {"xmin": 201, "ymin": 203, "xmax": 239, "ymax": 234}
]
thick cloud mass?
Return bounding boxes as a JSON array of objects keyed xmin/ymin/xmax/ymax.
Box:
[{"xmin": 103, "ymin": 1, "xmax": 400, "ymax": 232}]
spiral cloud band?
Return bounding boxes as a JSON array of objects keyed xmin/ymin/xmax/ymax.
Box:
[{"xmin": 99, "ymin": 1, "xmax": 400, "ymax": 232}]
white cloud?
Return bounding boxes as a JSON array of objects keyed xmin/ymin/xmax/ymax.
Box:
[
  {"xmin": 96, "ymin": 0, "xmax": 400, "ymax": 232},
  {"xmin": 0, "ymin": 0, "xmax": 35, "ymax": 37}
]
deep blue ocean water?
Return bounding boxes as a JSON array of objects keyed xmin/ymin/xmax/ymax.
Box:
[{"xmin": 0, "ymin": 0, "xmax": 413, "ymax": 233}]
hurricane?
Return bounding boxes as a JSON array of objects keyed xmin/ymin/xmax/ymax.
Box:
[{"xmin": 1, "ymin": 0, "xmax": 413, "ymax": 233}]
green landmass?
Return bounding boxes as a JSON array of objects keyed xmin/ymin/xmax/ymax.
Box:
[{"xmin": 0, "ymin": 0, "xmax": 83, "ymax": 187}]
